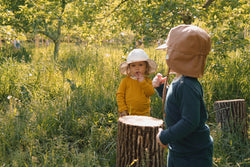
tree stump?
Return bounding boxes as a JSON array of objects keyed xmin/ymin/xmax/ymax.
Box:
[
  {"xmin": 116, "ymin": 115, "xmax": 165, "ymax": 167},
  {"xmin": 214, "ymin": 99, "xmax": 248, "ymax": 139}
]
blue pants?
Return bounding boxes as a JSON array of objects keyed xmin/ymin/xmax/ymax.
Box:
[{"xmin": 167, "ymin": 146, "xmax": 213, "ymax": 167}]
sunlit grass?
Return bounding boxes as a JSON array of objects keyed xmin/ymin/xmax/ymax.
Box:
[{"xmin": 0, "ymin": 43, "xmax": 249, "ymax": 166}]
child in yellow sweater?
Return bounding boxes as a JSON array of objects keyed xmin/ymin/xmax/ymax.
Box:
[{"xmin": 116, "ymin": 49, "xmax": 157, "ymax": 117}]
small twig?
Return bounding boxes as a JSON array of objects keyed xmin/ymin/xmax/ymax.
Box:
[{"xmin": 97, "ymin": 0, "xmax": 129, "ymax": 20}]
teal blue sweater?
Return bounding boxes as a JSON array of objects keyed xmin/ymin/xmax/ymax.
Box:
[{"xmin": 156, "ymin": 76, "xmax": 213, "ymax": 155}]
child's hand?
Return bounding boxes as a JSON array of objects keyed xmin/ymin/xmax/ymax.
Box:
[
  {"xmin": 152, "ymin": 73, "xmax": 166, "ymax": 88},
  {"xmin": 135, "ymin": 72, "xmax": 144, "ymax": 82},
  {"xmin": 119, "ymin": 111, "xmax": 128, "ymax": 117},
  {"xmin": 156, "ymin": 128, "xmax": 168, "ymax": 148}
]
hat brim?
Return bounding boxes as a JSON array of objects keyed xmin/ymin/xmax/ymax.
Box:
[
  {"xmin": 156, "ymin": 43, "xmax": 168, "ymax": 50},
  {"xmin": 119, "ymin": 59, "xmax": 158, "ymax": 75}
]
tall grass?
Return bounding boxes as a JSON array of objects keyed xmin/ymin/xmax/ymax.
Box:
[
  {"xmin": 202, "ymin": 50, "xmax": 250, "ymax": 122},
  {"xmin": 0, "ymin": 43, "xmax": 249, "ymax": 166}
]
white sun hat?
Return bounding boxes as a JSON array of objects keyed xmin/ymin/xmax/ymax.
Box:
[{"xmin": 119, "ymin": 49, "xmax": 158, "ymax": 75}]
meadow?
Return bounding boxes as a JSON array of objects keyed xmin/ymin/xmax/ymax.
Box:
[{"xmin": 0, "ymin": 42, "xmax": 249, "ymax": 166}]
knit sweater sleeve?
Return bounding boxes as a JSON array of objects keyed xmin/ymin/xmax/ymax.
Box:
[
  {"xmin": 155, "ymin": 84, "xmax": 164, "ymax": 98},
  {"xmin": 159, "ymin": 81, "xmax": 201, "ymax": 145},
  {"xmin": 116, "ymin": 78, "xmax": 128, "ymax": 112}
]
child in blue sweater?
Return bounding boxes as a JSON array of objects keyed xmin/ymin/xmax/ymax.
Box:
[{"xmin": 153, "ymin": 25, "xmax": 213, "ymax": 167}]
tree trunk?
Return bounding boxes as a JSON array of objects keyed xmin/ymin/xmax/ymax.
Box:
[
  {"xmin": 53, "ymin": 12, "xmax": 62, "ymax": 60},
  {"xmin": 41, "ymin": 36, "xmax": 44, "ymax": 46},
  {"xmin": 67, "ymin": 34, "xmax": 70, "ymax": 43},
  {"xmin": 116, "ymin": 116, "xmax": 165, "ymax": 167},
  {"xmin": 214, "ymin": 99, "xmax": 248, "ymax": 139},
  {"xmin": 35, "ymin": 35, "xmax": 39, "ymax": 48},
  {"xmin": 54, "ymin": 40, "xmax": 60, "ymax": 60}
]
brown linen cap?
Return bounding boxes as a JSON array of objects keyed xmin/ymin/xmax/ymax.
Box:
[{"xmin": 156, "ymin": 25, "xmax": 211, "ymax": 78}]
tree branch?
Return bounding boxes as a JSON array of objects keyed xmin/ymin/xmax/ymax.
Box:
[
  {"xmin": 203, "ymin": 0, "xmax": 215, "ymax": 9},
  {"xmin": 98, "ymin": 0, "xmax": 129, "ymax": 20}
]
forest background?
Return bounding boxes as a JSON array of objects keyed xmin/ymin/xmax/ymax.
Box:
[{"xmin": 0, "ymin": 0, "xmax": 249, "ymax": 166}]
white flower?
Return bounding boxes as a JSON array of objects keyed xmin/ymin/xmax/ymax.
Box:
[{"xmin": 7, "ymin": 95, "xmax": 12, "ymax": 99}]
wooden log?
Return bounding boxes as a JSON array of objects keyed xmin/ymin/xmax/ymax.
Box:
[
  {"xmin": 214, "ymin": 99, "xmax": 248, "ymax": 139},
  {"xmin": 116, "ymin": 115, "xmax": 165, "ymax": 167}
]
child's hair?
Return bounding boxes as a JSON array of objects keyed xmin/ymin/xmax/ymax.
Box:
[
  {"xmin": 126, "ymin": 61, "xmax": 150, "ymax": 76},
  {"xmin": 144, "ymin": 62, "xmax": 150, "ymax": 75}
]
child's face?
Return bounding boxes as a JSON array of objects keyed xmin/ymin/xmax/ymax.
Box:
[{"xmin": 129, "ymin": 61, "xmax": 147, "ymax": 76}]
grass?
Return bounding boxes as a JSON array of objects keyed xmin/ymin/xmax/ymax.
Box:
[{"xmin": 0, "ymin": 42, "xmax": 249, "ymax": 166}]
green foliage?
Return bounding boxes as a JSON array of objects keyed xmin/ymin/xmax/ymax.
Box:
[
  {"xmin": 0, "ymin": 45, "xmax": 31, "ymax": 63},
  {"xmin": 205, "ymin": 0, "xmax": 250, "ymax": 58},
  {"xmin": 0, "ymin": 0, "xmax": 120, "ymax": 58},
  {"xmin": 202, "ymin": 50, "xmax": 250, "ymax": 121},
  {"xmin": 1, "ymin": 0, "xmax": 249, "ymax": 62}
]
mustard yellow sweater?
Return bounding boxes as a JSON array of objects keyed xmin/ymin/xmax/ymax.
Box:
[{"xmin": 116, "ymin": 76, "xmax": 155, "ymax": 116}]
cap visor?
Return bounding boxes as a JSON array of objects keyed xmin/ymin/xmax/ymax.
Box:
[{"xmin": 156, "ymin": 43, "xmax": 167, "ymax": 50}]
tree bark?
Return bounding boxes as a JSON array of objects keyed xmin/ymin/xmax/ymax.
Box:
[
  {"xmin": 214, "ymin": 99, "xmax": 248, "ymax": 139},
  {"xmin": 116, "ymin": 116, "xmax": 165, "ymax": 167}
]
